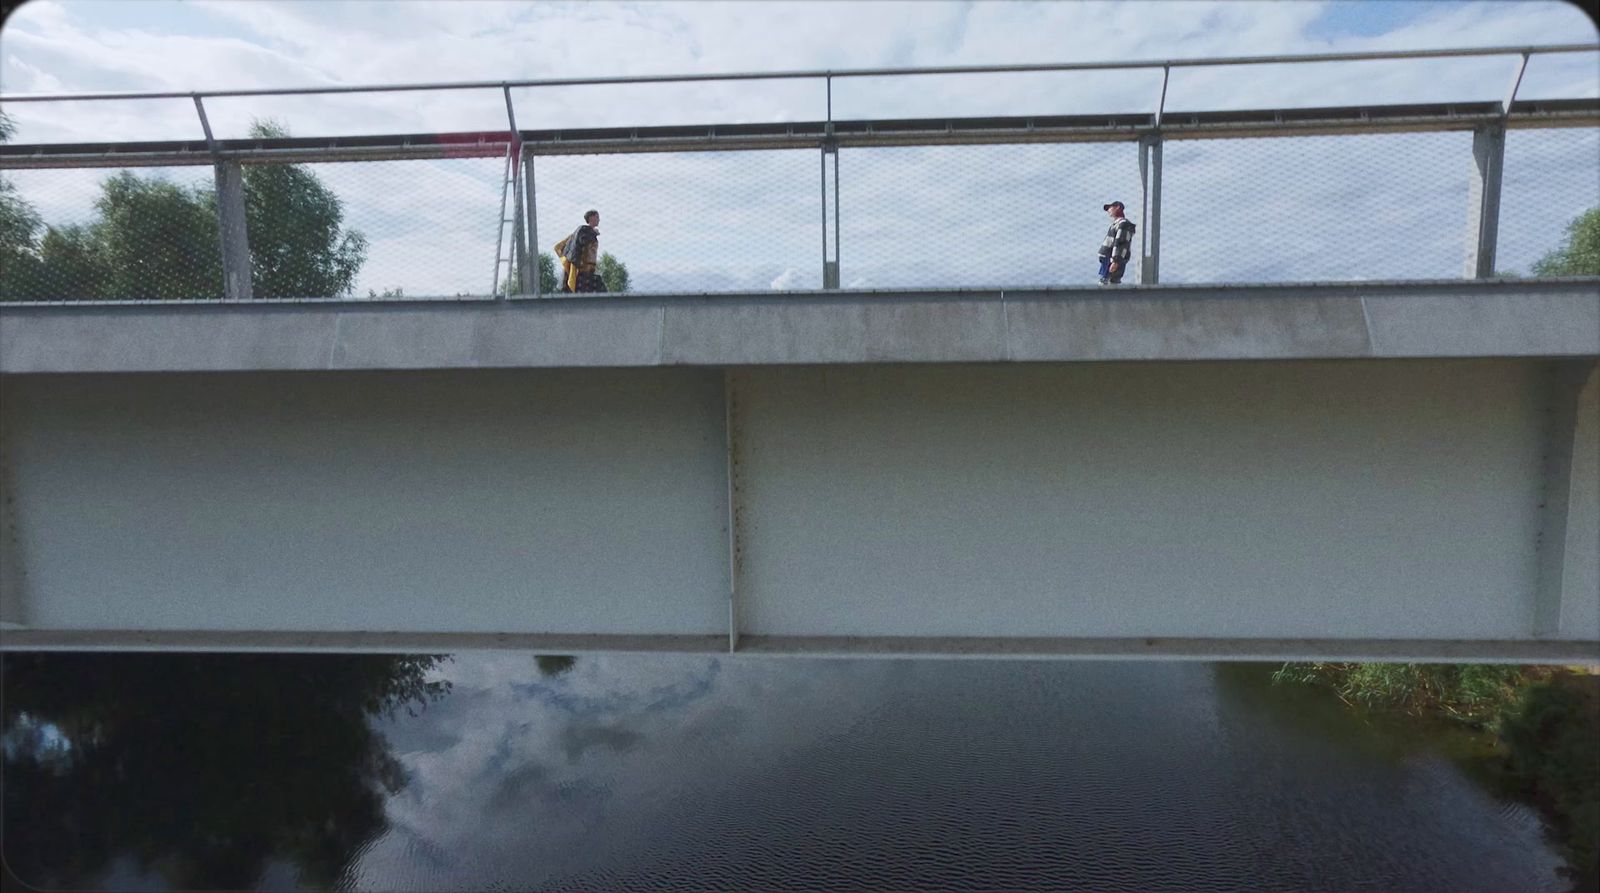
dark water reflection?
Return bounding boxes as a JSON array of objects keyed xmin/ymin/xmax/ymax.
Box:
[{"xmin": 1, "ymin": 653, "xmax": 1570, "ymax": 892}]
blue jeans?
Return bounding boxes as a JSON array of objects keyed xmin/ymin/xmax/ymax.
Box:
[{"xmin": 1097, "ymin": 258, "xmax": 1124, "ymax": 283}]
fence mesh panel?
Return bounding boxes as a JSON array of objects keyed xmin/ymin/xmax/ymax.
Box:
[
  {"xmin": 838, "ymin": 142, "xmax": 1141, "ymax": 288},
  {"xmin": 0, "ymin": 155, "xmax": 511, "ymax": 301},
  {"xmin": 1160, "ymin": 131, "xmax": 1475, "ymax": 283},
  {"xmin": 1498, "ymin": 126, "xmax": 1600, "ymax": 277},
  {"xmin": 1, "ymin": 164, "xmax": 222, "ymax": 301},
  {"xmin": 255, "ymin": 156, "xmax": 508, "ymax": 299},
  {"xmin": 532, "ymin": 150, "xmax": 821, "ymax": 293},
  {"xmin": 5, "ymin": 125, "xmax": 1596, "ymax": 301}
]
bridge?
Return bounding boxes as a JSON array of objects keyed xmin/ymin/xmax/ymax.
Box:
[{"xmin": 2, "ymin": 46, "xmax": 1597, "ymax": 662}]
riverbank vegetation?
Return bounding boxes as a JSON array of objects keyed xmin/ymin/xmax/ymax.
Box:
[{"xmin": 1274, "ymin": 662, "xmax": 1598, "ymax": 890}]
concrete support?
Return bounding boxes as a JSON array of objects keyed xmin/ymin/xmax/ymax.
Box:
[
  {"xmin": 1464, "ymin": 123, "xmax": 1506, "ymax": 279},
  {"xmin": 1533, "ymin": 359, "xmax": 1600, "ymax": 638},
  {"xmin": 213, "ymin": 162, "xmax": 253, "ymax": 301},
  {"xmin": 1139, "ymin": 135, "xmax": 1163, "ymax": 285}
]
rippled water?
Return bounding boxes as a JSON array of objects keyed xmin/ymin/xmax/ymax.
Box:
[{"xmin": 1, "ymin": 653, "xmax": 1571, "ymax": 891}]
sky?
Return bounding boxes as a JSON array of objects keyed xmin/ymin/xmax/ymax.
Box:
[{"xmin": 1, "ymin": 0, "xmax": 1597, "ymax": 294}]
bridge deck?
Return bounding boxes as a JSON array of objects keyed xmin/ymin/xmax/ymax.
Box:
[{"xmin": 2, "ymin": 279, "xmax": 1597, "ymax": 374}]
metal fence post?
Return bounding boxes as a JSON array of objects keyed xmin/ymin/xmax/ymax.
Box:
[
  {"xmin": 833, "ymin": 140, "xmax": 841, "ymax": 288},
  {"xmin": 214, "ymin": 162, "xmax": 254, "ymax": 300},
  {"xmin": 1463, "ymin": 53, "xmax": 1526, "ymax": 280},
  {"xmin": 1465, "ymin": 123, "xmax": 1506, "ymax": 279},
  {"xmin": 504, "ymin": 86, "xmax": 530, "ymax": 297},
  {"xmin": 822, "ymin": 74, "xmax": 840, "ymax": 289},
  {"xmin": 1139, "ymin": 66, "xmax": 1168, "ymax": 285},
  {"xmin": 510, "ymin": 154, "xmax": 527, "ymax": 296},
  {"xmin": 1139, "ymin": 136, "xmax": 1163, "ymax": 285},
  {"xmin": 525, "ymin": 145, "xmax": 540, "ymax": 298},
  {"xmin": 822, "ymin": 144, "xmax": 840, "ymax": 289},
  {"xmin": 194, "ymin": 96, "xmax": 253, "ymax": 300}
]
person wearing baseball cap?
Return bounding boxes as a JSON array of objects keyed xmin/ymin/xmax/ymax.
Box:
[{"xmin": 1096, "ymin": 200, "xmax": 1136, "ymax": 286}]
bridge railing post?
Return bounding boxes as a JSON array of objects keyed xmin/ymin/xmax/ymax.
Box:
[
  {"xmin": 1139, "ymin": 66, "xmax": 1168, "ymax": 285},
  {"xmin": 503, "ymin": 86, "xmax": 531, "ymax": 297},
  {"xmin": 822, "ymin": 74, "xmax": 841, "ymax": 290},
  {"xmin": 822, "ymin": 142, "xmax": 839, "ymax": 290},
  {"xmin": 1464, "ymin": 52, "xmax": 1526, "ymax": 280},
  {"xmin": 524, "ymin": 145, "xmax": 540, "ymax": 299},
  {"xmin": 213, "ymin": 161, "xmax": 254, "ymax": 301},
  {"xmin": 1139, "ymin": 135, "xmax": 1163, "ymax": 285},
  {"xmin": 194, "ymin": 96, "xmax": 253, "ymax": 300},
  {"xmin": 1464, "ymin": 122, "xmax": 1507, "ymax": 279}
]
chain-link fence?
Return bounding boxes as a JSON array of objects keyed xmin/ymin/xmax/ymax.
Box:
[
  {"xmin": 3, "ymin": 46, "xmax": 1597, "ymax": 302},
  {"xmin": 1499, "ymin": 126, "xmax": 1600, "ymax": 277},
  {"xmin": 838, "ymin": 142, "xmax": 1139, "ymax": 288},
  {"xmin": 1160, "ymin": 130, "xmax": 1477, "ymax": 284},
  {"xmin": 1, "ymin": 164, "xmax": 222, "ymax": 301},
  {"xmin": 532, "ymin": 149, "xmax": 821, "ymax": 293},
  {"xmin": 4, "ymin": 123, "xmax": 1597, "ymax": 301},
  {"xmin": 0, "ymin": 155, "xmax": 510, "ymax": 301},
  {"xmin": 277, "ymin": 156, "xmax": 507, "ymax": 299}
]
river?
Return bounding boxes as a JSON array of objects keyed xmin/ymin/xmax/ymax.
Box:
[{"xmin": 0, "ymin": 652, "xmax": 1572, "ymax": 891}]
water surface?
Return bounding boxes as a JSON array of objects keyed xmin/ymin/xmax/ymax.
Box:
[{"xmin": 1, "ymin": 653, "xmax": 1569, "ymax": 891}]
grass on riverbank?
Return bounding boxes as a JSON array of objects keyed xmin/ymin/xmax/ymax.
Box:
[
  {"xmin": 1273, "ymin": 663, "xmax": 1598, "ymax": 891},
  {"xmin": 1498, "ymin": 672, "xmax": 1600, "ymax": 892},
  {"xmin": 1269, "ymin": 662, "xmax": 1538, "ymax": 726}
]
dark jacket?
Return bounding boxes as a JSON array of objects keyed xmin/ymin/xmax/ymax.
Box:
[{"xmin": 1098, "ymin": 218, "xmax": 1136, "ymax": 263}]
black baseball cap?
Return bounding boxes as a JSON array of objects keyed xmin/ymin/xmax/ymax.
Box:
[{"xmin": 1102, "ymin": 200, "xmax": 1125, "ymax": 210}]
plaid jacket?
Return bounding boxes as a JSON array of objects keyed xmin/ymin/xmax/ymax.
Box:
[
  {"xmin": 1098, "ymin": 217, "xmax": 1136, "ymax": 263},
  {"xmin": 553, "ymin": 225, "xmax": 599, "ymax": 271}
]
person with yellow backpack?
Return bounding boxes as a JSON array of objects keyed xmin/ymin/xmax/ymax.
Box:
[{"xmin": 552, "ymin": 209, "xmax": 607, "ymax": 292}]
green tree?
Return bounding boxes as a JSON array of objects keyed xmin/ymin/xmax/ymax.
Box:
[
  {"xmin": 0, "ymin": 110, "xmax": 47, "ymax": 300},
  {"xmin": 92, "ymin": 170, "xmax": 223, "ymax": 299},
  {"xmin": 539, "ymin": 251, "xmax": 558, "ymax": 294},
  {"xmin": 1, "ymin": 116, "xmax": 366, "ymax": 302},
  {"xmin": 500, "ymin": 251, "xmax": 559, "ymax": 296},
  {"xmin": 243, "ymin": 120, "xmax": 367, "ymax": 298},
  {"xmin": 1533, "ymin": 207, "xmax": 1600, "ymax": 277},
  {"xmin": 35, "ymin": 224, "xmax": 111, "ymax": 300},
  {"xmin": 1497, "ymin": 674, "xmax": 1600, "ymax": 890},
  {"xmin": 598, "ymin": 251, "xmax": 631, "ymax": 293}
]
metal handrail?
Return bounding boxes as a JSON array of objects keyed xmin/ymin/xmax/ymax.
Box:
[
  {"xmin": 4, "ymin": 98, "xmax": 1595, "ymax": 170},
  {"xmin": 1, "ymin": 43, "xmax": 1594, "ymax": 103}
]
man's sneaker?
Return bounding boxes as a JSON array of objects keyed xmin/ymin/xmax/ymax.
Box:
[{"xmin": 1098, "ymin": 277, "xmax": 1110, "ymax": 286}]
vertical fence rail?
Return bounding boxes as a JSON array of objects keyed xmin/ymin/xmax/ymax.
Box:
[
  {"xmin": 822, "ymin": 74, "xmax": 840, "ymax": 290},
  {"xmin": 503, "ymin": 86, "xmax": 528, "ymax": 297},
  {"xmin": 214, "ymin": 162, "xmax": 253, "ymax": 300},
  {"xmin": 523, "ymin": 145, "xmax": 540, "ymax": 299},
  {"xmin": 491, "ymin": 144, "xmax": 512, "ymax": 297},
  {"xmin": 1465, "ymin": 123, "xmax": 1506, "ymax": 280},
  {"xmin": 1140, "ymin": 66, "xmax": 1169, "ymax": 285},
  {"xmin": 195, "ymin": 95, "xmax": 253, "ymax": 300}
]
